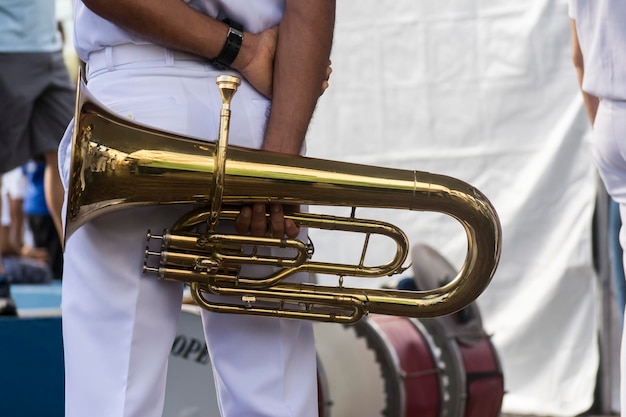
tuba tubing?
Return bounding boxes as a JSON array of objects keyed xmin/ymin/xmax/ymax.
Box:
[{"xmin": 65, "ymin": 73, "xmax": 502, "ymax": 322}]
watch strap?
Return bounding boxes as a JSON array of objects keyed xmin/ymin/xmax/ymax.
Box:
[{"xmin": 212, "ymin": 19, "xmax": 244, "ymax": 70}]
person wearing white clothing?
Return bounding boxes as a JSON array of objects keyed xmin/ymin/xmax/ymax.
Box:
[
  {"xmin": 569, "ymin": 0, "xmax": 626, "ymax": 412},
  {"xmin": 59, "ymin": 1, "xmax": 335, "ymax": 416}
]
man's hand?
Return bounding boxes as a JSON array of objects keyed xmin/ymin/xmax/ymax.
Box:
[
  {"xmin": 321, "ymin": 60, "xmax": 332, "ymax": 96},
  {"xmin": 234, "ymin": 203, "xmax": 300, "ymax": 238},
  {"xmin": 234, "ymin": 30, "xmax": 332, "ymax": 99},
  {"xmin": 233, "ymin": 1, "xmax": 335, "ymax": 239},
  {"xmin": 234, "ymin": 27, "xmax": 278, "ymax": 99}
]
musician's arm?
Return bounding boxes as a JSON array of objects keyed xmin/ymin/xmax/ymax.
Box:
[
  {"xmin": 237, "ymin": 1, "xmax": 336, "ymax": 238},
  {"xmin": 262, "ymin": 0, "xmax": 335, "ymax": 154},
  {"xmin": 81, "ymin": 0, "xmax": 276, "ymax": 97},
  {"xmin": 570, "ymin": 19, "xmax": 599, "ymax": 125}
]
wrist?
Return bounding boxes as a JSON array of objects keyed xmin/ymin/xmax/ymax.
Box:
[
  {"xmin": 212, "ymin": 19, "xmax": 244, "ymax": 70},
  {"xmin": 230, "ymin": 31, "xmax": 254, "ymax": 73}
]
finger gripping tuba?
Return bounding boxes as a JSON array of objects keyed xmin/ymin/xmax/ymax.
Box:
[{"xmin": 65, "ymin": 74, "xmax": 502, "ymax": 324}]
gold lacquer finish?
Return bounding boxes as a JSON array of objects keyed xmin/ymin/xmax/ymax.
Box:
[{"xmin": 65, "ymin": 72, "xmax": 502, "ymax": 324}]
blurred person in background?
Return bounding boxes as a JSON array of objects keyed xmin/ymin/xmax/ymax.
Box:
[
  {"xmin": 1, "ymin": 167, "xmax": 54, "ymax": 285},
  {"xmin": 0, "ymin": 0, "xmax": 75, "ymax": 314},
  {"xmin": 22, "ymin": 158, "xmax": 64, "ymax": 280}
]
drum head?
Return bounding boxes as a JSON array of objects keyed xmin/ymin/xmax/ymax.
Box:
[{"xmin": 314, "ymin": 320, "xmax": 389, "ymax": 416}]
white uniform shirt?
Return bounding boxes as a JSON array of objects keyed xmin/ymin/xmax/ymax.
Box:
[
  {"xmin": 1, "ymin": 168, "xmax": 27, "ymax": 227},
  {"xmin": 73, "ymin": 0, "xmax": 284, "ymax": 62},
  {"xmin": 569, "ymin": 0, "xmax": 626, "ymax": 101}
]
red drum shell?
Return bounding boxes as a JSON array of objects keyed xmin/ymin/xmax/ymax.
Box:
[
  {"xmin": 368, "ymin": 315, "xmax": 442, "ymax": 417},
  {"xmin": 458, "ymin": 336, "xmax": 504, "ymax": 417}
]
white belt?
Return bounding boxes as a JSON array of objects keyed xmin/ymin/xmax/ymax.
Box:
[{"xmin": 86, "ymin": 44, "xmax": 209, "ymax": 76}]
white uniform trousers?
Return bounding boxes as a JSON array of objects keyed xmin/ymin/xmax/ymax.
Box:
[
  {"xmin": 590, "ymin": 99, "xmax": 626, "ymax": 415},
  {"xmin": 59, "ymin": 46, "xmax": 318, "ymax": 417}
]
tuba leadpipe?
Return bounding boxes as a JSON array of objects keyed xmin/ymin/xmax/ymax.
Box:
[{"xmin": 65, "ymin": 73, "xmax": 502, "ymax": 323}]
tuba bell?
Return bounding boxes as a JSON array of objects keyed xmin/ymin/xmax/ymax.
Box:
[{"xmin": 65, "ymin": 73, "xmax": 502, "ymax": 324}]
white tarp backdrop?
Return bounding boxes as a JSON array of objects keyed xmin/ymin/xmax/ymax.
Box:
[{"xmin": 306, "ymin": 0, "xmax": 602, "ymax": 416}]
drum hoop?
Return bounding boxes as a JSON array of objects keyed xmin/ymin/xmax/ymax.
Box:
[
  {"xmin": 407, "ymin": 318, "xmax": 450, "ymax": 417},
  {"xmin": 355, "ymin": 318, "xmax": 406, "ymax": 417}
]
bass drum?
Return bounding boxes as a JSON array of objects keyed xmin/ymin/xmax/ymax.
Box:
[
  {"xmin": 314, "ymin": 314, "xmax": 454, "ymax": 417},
  {"xmin": 411, "ymin": 243, "xmax": 505, "ymax": 417},
  {"xmin": 420, "ymin": 317, "xmax": 504, "ymax": 417},
  {"xmin": 164, "ymin": 304, "xmax": 332, "ymax": 417}
]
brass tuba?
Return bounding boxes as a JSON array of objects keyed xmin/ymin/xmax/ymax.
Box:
[{"xmin": 65, "ymin": 74, "xmax": 502, "ymax": 324}]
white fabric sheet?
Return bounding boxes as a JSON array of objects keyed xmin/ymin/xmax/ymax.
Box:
[{"xmin": 306, "ymin": 0, "xmax": 601, "ymax": 415}]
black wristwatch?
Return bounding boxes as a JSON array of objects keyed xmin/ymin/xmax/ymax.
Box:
[{"xmin": 212, "ymin": 19, "xmax": 244, "ymax": 70}]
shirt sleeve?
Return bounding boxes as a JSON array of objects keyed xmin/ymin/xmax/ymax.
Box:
[{"xmin": 568, "ymin": 0, "xmax": 577, "ymax": 19}]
